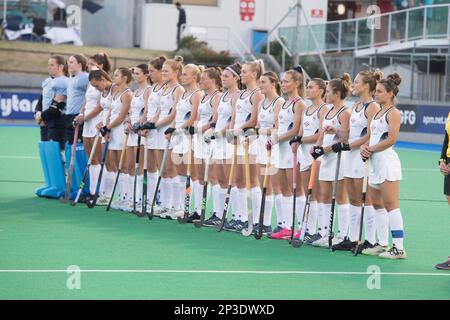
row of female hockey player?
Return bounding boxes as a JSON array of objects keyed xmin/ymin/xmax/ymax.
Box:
[{"xmin": 50, "ymin": 53, "xmax": 406, "ymax": 260}]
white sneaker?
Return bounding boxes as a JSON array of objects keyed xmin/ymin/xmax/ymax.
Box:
[
  {"xmin": 149, "ymin": 203, "xmax": 161, "ymax": 217},
  {"xmin": 312, "ymin": 236, "xmax": 330, "ymax": 248},
  {"xmin": 379, "ymin": 246, "xmax": 407, "ymax": 260},
  {"xmin": 164, "ymin": 208, "xmax": 179, "ymax": 220},
  {"xmin": 158, "ymin": 207, "xmax": 170, "ymax": 219},
  {"xmin": 111, "ymin": 199, "xmax": 125, "ymax": 210},
  {"xmin": 174, "ymin": 210, "xmax": 185, "ymax": 218},
  {"xmin": 96, "ymin": 196, "xmax": 110, "ymax": 206},
  {"xmin": 362, "ymin": 244, "xmax": 389, "ymax": 256},
  {"xmin": 120, "ymin": 200, "xmax": 134, "ymax": 213}
]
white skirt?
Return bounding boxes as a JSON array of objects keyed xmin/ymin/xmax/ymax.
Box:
[
  {"xmin": 212, "ymin": 136, "xmax": 233, "ymax": 160},
  {"xmin": 154, "ymin": 125, "xmax": 173, "ymax": 150},
  {"xmin": 108, "ymin": 123, "xmax": 126, "ymax": 151},
  {"xmin": 342, "ymin": 148, "xmax": 365, "ymax": 179},
  {"xmin": 146, "ymin": 129, "xmax": 159, "ymax": 149},
  {"xmin": 172, "ymin": 132, "xmax": 191, "ymax": 155},
  {"xmin": 127, "ymin": 131, "xmax": 145, "ymax": 148},
  {"xmin": 369, "ymin": 148, "xmax": 402, "ymax": 186},
  {"xmin": 274, "ymin": 140, "xmax": 294, "ymax": 169},
  {"xmin": 193, "ymin": 133, "xmax": 213, "ymax": 159},
  {"xmin": 82, "ymin": 115, "xmax": 101, "ymax": 138},
  {"xmin": 299, "ymin": 142, "xmax": 314, "ymax": 172},
  {"xmin": 236, "ymin": 136, "xmax": 257, "ymax": 157},
  {"xmin": 256, "ymin": 135, "xmax": 274, "ymax": 165},
  {"xmin": 318, "ymin": 151, "xmax": 344, "ymax": 181}
]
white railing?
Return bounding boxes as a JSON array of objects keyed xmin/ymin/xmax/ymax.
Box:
[{"xmin": 279, "ymin": 3, "xmax": 450, "ymax": 55}]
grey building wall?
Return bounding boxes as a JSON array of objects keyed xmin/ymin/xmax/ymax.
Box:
[{"xmin": 81, "ymin": 0, "xmax": 141, "ymax": 48}]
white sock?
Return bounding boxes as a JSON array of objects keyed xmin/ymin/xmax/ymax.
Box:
[
  {"xmin": 275, "ymin": 194, "xmax": 284, "ymax": 229},
  {"xmin": 169, "ymin": 177, "xmax": 179, "ymax": 210},
  {"xmin": 118, "ymin": 174, "xmax": 128, "ymax": 201},
  {"xmin": 263, "ymin": 194, "xmax": 274, "ymax": 227},
  {"xmin": 194, "ymin": 181, "xmax": 203, "ymax": 213},
  {"xmin": 306, "ymin": 201, "xmax": 318, "ymax": 235},
  {"xmin": 160, "ymin": 178, "xmax": 169, "ymax": 208},
  {"xmin": 176, "ymin": 176, "xmax": 187, "ymax": 211},
  {"xmin": 128, "ymin": 174, "xmax": 135, "ymax": 202},
  {"xmin": 251, "ymin": 187, "xmax": 262, "ymax": 225},
  {"xmin": 337, "ymin": 204, "xmax": 350, "ymax": 239},
  {"xmin": 89, "ymin": 164, "xmax": 100, "ymax": 195},
  {"xmin": 136, "ymin": 175, "xmax": 143, "ymax": 203},
  {"xmin": 282, "ymin": 196, "xmax": 293, "ymax": 230},
  {"xmin": 321, "ymin": 203, "xmax": 332, "ymax": 237},
  {"xmin": 348, "ymin": 204, "xmax": 362, "ymax": 242},
  {"xmin": 147, "ymin": 172, "xmax": 158, "ymax": 203},
  {"xmin": 217, "ymin": 187, "xmax": 227, "ymax": 218},
  {"xmin": 212, "ymin": 185, "xmax": 221, "ymax": 215},
  {"xmin": 295, "ymin": 195, "xmax": 306, "ymax": 228},
  {"xmin": 238, "ymin": 188, "xmax": 247, "ymax": 222},
  {"xmin": 388, "ymin": 208, "xmax": 405, "ymax": 250},
  {"xmin": 100, "ymin": 170, "xmax": 112, "ymax": 198},
  {"xmin": 375, "ymin": 208, "xmax": 389, "ymax": 246},
  {"xmin": 230, "ymin": 187, "xmax": 239, "ymax": 221},
  {"xmin": 364, "ymin": 206, "xmax": 376, "ymax": 245}
]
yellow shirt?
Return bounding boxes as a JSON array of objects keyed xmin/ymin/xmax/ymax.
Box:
[{"xmin": 446, "ymin": 112, "xmax": 450, "ymax": 158}]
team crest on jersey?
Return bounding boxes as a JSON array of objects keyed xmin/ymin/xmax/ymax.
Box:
[{"xmin": 304, "ymin": 121, "xmax": 310, "ymax": 127}]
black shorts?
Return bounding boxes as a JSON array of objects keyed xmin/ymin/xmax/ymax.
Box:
[
  {"xmin": 45, "ymin": 116, "xmax": 66, "ymax": 149},
  {"xmin": 64, "ymin": 114, "xmax": 83, "ymax": 145}
]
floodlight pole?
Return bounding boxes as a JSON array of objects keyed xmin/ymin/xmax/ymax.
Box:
[{"xmin": 293, "ymin": 0, "xmax": 301, "ymax": 66}]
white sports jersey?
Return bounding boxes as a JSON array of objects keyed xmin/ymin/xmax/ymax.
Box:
[
  {"xmin": 130, "ymin": 86, "xmax": 150, "ymax": 124},
  {"xmin": 110, "ymin": 88, "xmax": 131, "ymax": 122},
  {"xmin": 369, "ymin": 107, "xmax": 393, "ymax": 147},
  {"xmin": 278, "ymin": 97, "xmax": 300, "ymax": 135},
  {"xmin": 175, "ymin": 90, "xmax": 200, "ymax": 128},
  {"xmin": 159, "ymin": 84, "xmax": 181, "ymax": 118},
  {"xmin": 215, "ymin": 91, "xmax": 233, "ymax": 132},
  {"xmin": 99, "ymin": 84, "xmax": 114, "ymax": 124},
  {"xmin": 198, "ymin": 91, "xmax": 219, "ymax": 128},
  {"xmin": 258, "ymin": 97, "xmax": 280, "ymax": 129},
  {"xmin": 147, "ymin": 83, "xmax": 165, "ymax": 121},
  {"xmin": 322, "ymin": 106, "xmax": 348, "ymax": 147},
  {"xmin": 349, "ymin": 101, "xmax": 374, "ymax": 144},
  {"xmin": 84, "ymin": 84, "xmax": 101, "ymax": 113},
  {"xmin": 235, "ymin": 88, "xmax": 259, "ymax": 128},
  {"xmin": 302, "ymin": 103, "xmax": 327, "ymax": 137}
]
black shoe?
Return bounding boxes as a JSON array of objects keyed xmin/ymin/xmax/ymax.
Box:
[
  {"xmin": 232, "ymin": 220, "xmax": 248, "ymax": 233},
  {"xmin": 435, "ymin": 258, "xmax": 450, "ymax": 270},
  {"xmin": 353, "ymin": 240, "xmax": 375, "ymax": 254},
  {"xmin": 203, "ymin": 214, "xmax": 222, "ymax": 227},
  {"xmin": 303, "ymin": 232, "xmax": 312, "ymax": 242},
  {"xmin": 223, "ymin": 219, "xmax": 238, "ymax": 231},
  {"xmin": 186, "ymin": 212, "xmax": 201, "ymax": 223},
  {"xmin": 332, "ymin": 237, "xmax": 356, "ymax": 251},
  {"xmin": 306, "ymin": 233, "xmax": 321, "ymax": 245}
]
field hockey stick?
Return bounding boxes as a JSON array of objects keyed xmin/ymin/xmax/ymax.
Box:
[
  {"xmin": 289, "ymin": 150, "xmax": 299, "ymax": 242},
  {"xmin": 139, "ymin": 136, "xmax": 148, "ymax": 218},
  {"xmin": 329, "ymin": 151, "xmax": 342, "ymax": 250},
  {"xmin": 194, "ymin": 142, "xmax": 212, "ymax": 228},
  {"xmin": 177, "ymin": 134, "xmax": 193, "ymax": 224},
  {"xmin": 292, "ymin": 160, "xmax": 317, "ymax": 248},
  {"xmin": 353, "ymin": 159, "xmax": 369, "ymax": 256},
  {"xmin": 254, "ymin": 143, "xmax": 272, "ymax": 240},
  {"xmin": 86, "ymin": 140, "xmax": 109, "ymax": 208},
  {"xmin": 148, "ymin": 138, "xmax": 171, "ymax": 220},
  {"xmin": 133, "ymin": 133, "xmax": 142, "ymax": 214},
  {"xmin": 106, "ymin": 133, "xmax": 129, "ymax": 211},
  {"xmin": 241, "ymin": 138, "xmax": 253, "ymax": 236},
  {"xmin": 217, "ymin": 141, "xmax": 238, "ymax": 232},
  {"xmin": 60, "ymin": 124, "xmax": 79, "ymax": 203},
  {"xmin": 70, "ymin": 132, "xmax": 100, "ymax": 206}
]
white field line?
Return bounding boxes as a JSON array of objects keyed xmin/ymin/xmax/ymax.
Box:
[{"xmin": 0, "ymin": 269, "xmax": 448, "ymax": 277}]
